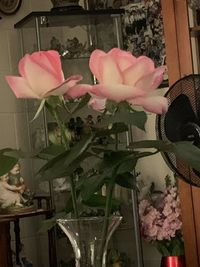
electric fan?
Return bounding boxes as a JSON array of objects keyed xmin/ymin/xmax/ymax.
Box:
[{"xmin": 156, "ymin": 74, "xmax": 200, "ymax": 187}]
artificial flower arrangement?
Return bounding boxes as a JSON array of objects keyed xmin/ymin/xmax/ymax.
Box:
[
  {"xmin": 138, "ymin": 175, "xmax": 184, "ymax": 257},
  {"xmin": 4, "ymin": 48, "xmax": 200, "ymax": 265}
]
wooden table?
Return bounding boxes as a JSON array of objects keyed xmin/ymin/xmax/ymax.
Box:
[{"xmin": 0, "ymin": 196, "xmax": 57, "ymax": 267}]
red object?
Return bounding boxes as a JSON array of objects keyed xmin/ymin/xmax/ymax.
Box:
[{"xmin": 160, "ymin": 256, "xmax": 186, "ymax": 267}]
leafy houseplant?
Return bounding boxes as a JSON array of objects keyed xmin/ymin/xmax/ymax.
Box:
[
  {"xmin": 138, "ymin": 176, "xmax": 184, "ymax": 257},
  {"xmin": 5, "ymin": 48, "xmax": 200, "ymax": 266}
]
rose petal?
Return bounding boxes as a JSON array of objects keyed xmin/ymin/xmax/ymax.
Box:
[
  {"xmin": 38, "ymin": 50, "xmax": 64, "ymax": 82},
  {"xmin": 135, "ymin": 66, "xmax": 165, "ymax": 93},
  {"xmin": 108, "ymin": 48, "xmax": 137, "ymax": 71},
  {"xmin": 89, "ymin": 49, "xmax": 106, "ymax": 81},
  {"xmin": 88, "ymin": 96, "xmax": 106, "ymax": 111},
  {"xmin": 90, "ymin": 84, "xmax": 145, "ymax": 102},
  {"xmin": 99, "ymin": 54, "xmax": 123, "ymax": 84},
  {"xmin": 19, "ymin": 51, "xmax": 62, "ymax": 82},
  {"xmin": 66, "ymin": 83, "xmax": 93, "ymax": 99},
  {"xmin": 21, "ymin": 55, "xmax": 61, "ymax": 96},
  {"xmin": 129, "ymin": 96, "xmax": 168, "ymax": 114},
  {"xmin": 5, "ymin": 76, "xmax": 39, "ymax": 98},
  {"xmin": 44, "ymin": 75, "xmax": 83, "ymax": 97},
  {"xmin": 123, "ymin": 56, "xmax": 155, "ymax": 86}
]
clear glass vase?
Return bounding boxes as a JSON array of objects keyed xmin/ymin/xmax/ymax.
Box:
[{"xmin": 57, "ymin": 216, "xmax": 122, "ymax": 267}]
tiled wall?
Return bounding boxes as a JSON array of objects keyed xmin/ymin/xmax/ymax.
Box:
[{"xmin": 0, "ymin": 1, "xmax": 52, "ymax": 266}]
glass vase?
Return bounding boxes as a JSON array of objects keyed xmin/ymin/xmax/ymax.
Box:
[
  {"xmin": 160, "ymin": 255, "xmax": 186, "ymax": 267},
  {"xmin": 57, "ymin": 216, "xmax": 122, "ymax": 267}
]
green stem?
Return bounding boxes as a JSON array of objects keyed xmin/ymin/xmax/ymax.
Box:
[
  {"xmin": 52, "ymin": 108, "xmax": 69, "ymax": 150},
  {"xmin": 70, "ymin": 175, "xmax": 79, "ymax": 219},
  {"xmin": 97, "ymin": 175, "xmax": 115, "ymax": 266},
  {"xmin": 51, "ymin": 108, "xmax": 79, "ymax": 219},
  {"xmin": 115, "ymin": 133, "xmax": 118, "ymax": 151}
]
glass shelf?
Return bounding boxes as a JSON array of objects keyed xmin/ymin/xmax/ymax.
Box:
[{"xmin": 14, "ymin": 9, "xmax": 124, "ymax": 28}]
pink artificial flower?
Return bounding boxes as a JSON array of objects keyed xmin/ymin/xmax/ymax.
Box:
[
  {"xmin": 139, "ymin": 183, "xmax": 183, "ymax": 243},
  {"xmin": 5, "ymin": 50, "xmax": 85, "ymax": 99},
  {"xmin": 88, "ymin": 48, "xmax": 168, "ymax": 114}
]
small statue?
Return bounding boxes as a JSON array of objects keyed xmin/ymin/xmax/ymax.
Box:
[
  {"xmin": 0, "ymin": 173, "xmax": 24, "ymax": 209},
  {"xmin": 8, "ymin": 163, "xmax": 26, "ymax": 193},
  {"xmin": 9, "ymin": 163, "xmax": 34, "ymax": 206},
  {"xmin": 0, "ymin": 162, "xmax": 34, "ymax": 212}
]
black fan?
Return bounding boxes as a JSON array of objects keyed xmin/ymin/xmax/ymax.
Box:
[{"xmin": 156, "ymin": 74, "xmax": 200, "ymax": 187}]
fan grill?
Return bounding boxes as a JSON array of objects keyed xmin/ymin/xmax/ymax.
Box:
[{"xmin": 157, "ymin": 74, "xmax": 200, "ymax": 187}]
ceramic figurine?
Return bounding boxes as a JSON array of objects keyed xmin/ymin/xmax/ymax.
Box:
[
  {"xmin": 0, "ymin": 173, "xmax": 24, "ymax": 209},
  {"xmin": 0, "ymin": 162, "xmax": 34, "ymax": 212}
]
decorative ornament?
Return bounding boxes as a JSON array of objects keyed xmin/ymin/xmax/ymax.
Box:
[
  {"xmin": 188, "ymin": 0, "xmax": 200, "ymax": 10},
  {"xmin": 0, "ymin": 0, "xmax": 22, "ymax": 15}
]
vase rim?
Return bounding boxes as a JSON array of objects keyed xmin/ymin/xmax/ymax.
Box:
[
  {"xmin": 57, "ymin": 215, "xmax": 123, "ymax": 223},
  {"xmin": 161, "ymin": 255, "xmax": 185, "ymax": 258}
]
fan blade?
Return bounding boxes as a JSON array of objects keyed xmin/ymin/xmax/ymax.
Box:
[{"xmin": 164, "ymin": 94, "xmax": 200, "ymax": 144}]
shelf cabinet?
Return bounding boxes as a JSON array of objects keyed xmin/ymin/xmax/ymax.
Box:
[{"xmin": 14, "ymin": 9, "xmax": 140, "ymax": 267}]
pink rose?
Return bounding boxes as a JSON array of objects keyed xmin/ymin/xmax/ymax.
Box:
[
  {"xmin": 88, "ymin": 48, "xmax": 168, "ymax": 114},
  {"xmin": 5, "ymin": 50, "xmax": 84, "ymax": 99}
]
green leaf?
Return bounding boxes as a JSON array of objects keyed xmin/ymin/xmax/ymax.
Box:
[
  {"xmin": 94, "ymin": 122, "xmax": 128, "ymax": 137},
  {"xmin": 171, "ymin": 240, "xmax": 182, "ymax": 256},
  {"xmin": 0, "ymin": 154, "xmax": 19, "ymax": 176},
  {"xmin": 35, "ymin": 145, "xmax": 65, "ymax": 160},
  {"xmin": 100, "ymin": 110, "xmax": 147, "ymax": 131},
  {"xmin": 99, "ymin": 151, "xmax": 136, "ymax": 175},
  {"xmin": 136, "ymin": 151, "xmax": 160, "ymax": 159},
  {"xmin": 83, "ymin": 194, "xmax": 120, "ymax": 211},
  {"xmin": 155, "ymin": 241, "xmax": 171, "ymax": 256},
  {"xmin": 115, "ymin": 172, "xmax": 136, "ymax": 189},
  {"xmin": 63, "ymin": 134, "xmax": 94, "ymax": 167},
  {"xmin": 116, "ymin": 158, "xmax": 137, "ymax": 174},
  {"xmin": 80, "ymin": 172, "xmax": 106, "ymax": 201},
  {"xmin": 80, "ymin": 150, "xmax": 137, "ymax": 200},
  {"xmin": 71, "ymin": 94, "xmax": 91, "ymax": 114},
  {"xmin": 31, "ymin": 99, "xmax": 45, "ymax": 121},
  {"xmin": 38, "ymin": 151, "xmax": 93, "ymax": 181},
  {"xmin": 46, "ymin": 96, "xmax": 62, "ymax": 109},
  {"xmin": 37, "ymin": 134, "xmax": 94, "ymax": 180},
  {"xmin": 171, "ymin": 141, "xmax": 200, "ymax": 173},
  {"xmin": 0, "ymin": 148, "xmax": 24, "ymax": 159},
  {"xmin": 91, "ymin": 147, "xmax": 114, "ymax": 154},
  {"xmin": 129, "ymin": 140, "xmax": 173, "ymax": 151},
  {"xmin": 106, "ymin": 100, "xmax": 118, "ymax": 113}
]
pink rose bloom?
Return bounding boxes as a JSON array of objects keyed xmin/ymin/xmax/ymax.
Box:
[
  {"xmin": 5, "ymin": 50, "xmax": 85, "ymax": 99},
  {"xmin": 88, "ymin": 48, "xmax": 168, "ymax": 114}
]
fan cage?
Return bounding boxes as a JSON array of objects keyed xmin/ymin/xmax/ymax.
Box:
[{"xmin": 156, "ymin": 74, "xmax": 200, "ymax": 187}]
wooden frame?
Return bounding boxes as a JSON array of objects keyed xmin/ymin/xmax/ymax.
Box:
[{"xmin": 161, "ymin": 1, "xmax": 200, "ymax": 266}]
